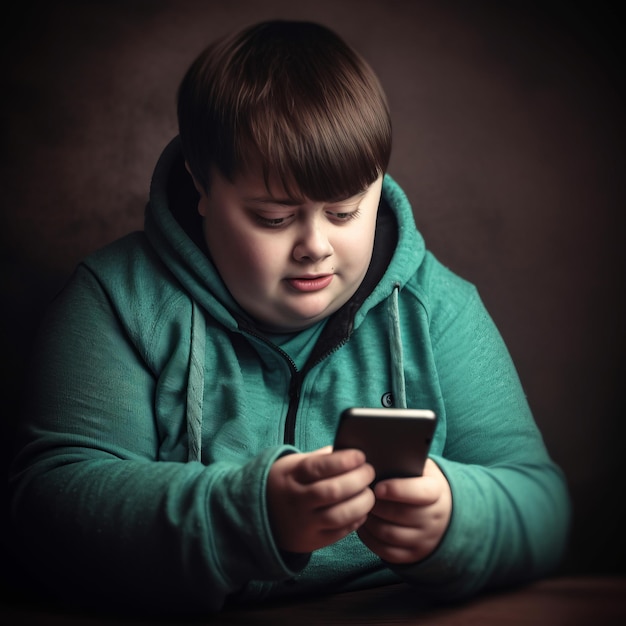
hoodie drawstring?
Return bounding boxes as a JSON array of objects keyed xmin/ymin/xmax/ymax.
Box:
[
  {"xmin": 388, "ymin": 284, "xmax": 407, "ymax": 409},
  {"xmin": 186, "ymin": 286, "xmax": 406, "ymax": 460},
  {"xmin": 186, "ymin": 300, "xmax": 206, "ymax": 462}
]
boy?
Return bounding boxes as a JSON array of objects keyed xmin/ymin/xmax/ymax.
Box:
[{"xmin": 9, "ymin": 20, "xmax": 570, "ymax": 614}]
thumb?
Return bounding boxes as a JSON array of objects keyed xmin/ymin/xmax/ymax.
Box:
[{"xmin": 308, "ymin": 445, "xmax": 333, "ymax": 456}]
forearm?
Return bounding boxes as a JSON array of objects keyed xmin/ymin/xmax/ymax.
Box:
[
  {"xmin": 10, "ymin": 446, "xmax": 301, "ymax": 613},
  {"xmin": 390, "ymin": 455, "xmax": 571, "ymax": 599}
]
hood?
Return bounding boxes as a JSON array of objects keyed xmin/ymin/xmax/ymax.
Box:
[
  {"xmin": 144, "ymin": 136, "xmax": 427, "ymax": 457},
  {"xmin": 144, "ymin": 138, "xmax": 245, "ymax": 333},
  {"xmin": 144, "ymin": 136, "xmax": 426, "ymax": 333}
]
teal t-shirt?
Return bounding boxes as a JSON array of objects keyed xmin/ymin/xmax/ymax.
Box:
[{"xmin": 266, "ymin": 319, "xmax": 328, "ymax": 370}]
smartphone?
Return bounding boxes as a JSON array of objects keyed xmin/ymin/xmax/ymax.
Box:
[{"xmin": 333, "ymin": 408, "xmax": 437, "ymax": 481}]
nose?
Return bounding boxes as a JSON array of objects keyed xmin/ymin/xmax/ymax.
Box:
[{"xmin": 292, "ymin": 217, "xmax": 334, "ymax": 263}]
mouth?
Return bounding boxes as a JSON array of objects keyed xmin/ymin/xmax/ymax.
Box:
[{"xmin": 286, "ymin": 274, "xmax": 334, "ymax": 292}]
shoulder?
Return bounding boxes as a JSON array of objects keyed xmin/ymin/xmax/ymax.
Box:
[
  {"xmin": 82, "ymin": 232, "xmax": 183, "ymax": 302},
  {"xmin": 84, "ymin": 231, "xmax": 159, "ymax": 274},
  {"xmin": 60, "ymin": 233, "xmax": 194, "ymax": 360},
  {"xmin": 375, "ymin": 175, "xmax": 485, "ymax": 338},
  {"xmin": 400, "ymin": 252, "xmax": 482, "ymax": 337},
  {"xmin": 402, "ymin": 250, "xmax": 476, "ymax": 306}
]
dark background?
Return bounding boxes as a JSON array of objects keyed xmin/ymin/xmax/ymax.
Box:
[{"xmin": 1, "ymin": 0, "xmax": 624, "ymax": 607}]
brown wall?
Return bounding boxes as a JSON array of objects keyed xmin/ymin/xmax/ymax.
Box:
[{"xmin": 2, "ymin": 0, "xmax": 624, "ymax": 595}]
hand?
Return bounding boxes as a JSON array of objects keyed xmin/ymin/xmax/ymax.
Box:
[
  {"xmin": 357, "ymin": 458, "xmax": 452, "ymax": 564},
  {"xmin": 267, "ymin": 447, "xmax": 376, "ymax": 554}
]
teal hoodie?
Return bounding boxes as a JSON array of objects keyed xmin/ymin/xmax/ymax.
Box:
[{"xmin": 10, "ymin": 138, "xmax": 570, "ymax": 614}]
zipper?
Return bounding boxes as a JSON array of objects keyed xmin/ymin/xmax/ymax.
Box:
[
  {"xmin": 241, "ymin": 325, "xmax": 352, "ymax": 446},
  {"xmin": 239, "ymin": 326, "xmax": 300, "ymax": 445},
  {"xmin": 283, "ymin": 336, "xmax": 351, "ymax": 445},
  {"xmin": 284, "ymin": 370, "xmax": 303, "ymax": 445}
]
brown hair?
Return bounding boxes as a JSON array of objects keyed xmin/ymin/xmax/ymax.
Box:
[{"xmin": 177, "ymin": 20, "xmax": 391, "ymax": 200}]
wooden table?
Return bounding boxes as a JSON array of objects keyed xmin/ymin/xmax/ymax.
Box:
[{"xmin": 2, "ymin": 576, "xmax": 625, "ymax": 625}]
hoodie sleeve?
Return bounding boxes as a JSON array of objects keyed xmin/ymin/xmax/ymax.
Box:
[
  {"xmin": 9, "ymin": 263, "xmax": 305, "ymax": 614},
  {"xmin": 389, "ymin": 276, "xmax": 571, "ymax": 599}
]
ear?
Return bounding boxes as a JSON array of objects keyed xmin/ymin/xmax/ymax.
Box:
[
  {"xmin": 185, "ymin": 161, "xmax": 207, "ymax": 195},
  {"xmin": 185, "ymin": 161, "xmax": 209, "ymax": 216}
]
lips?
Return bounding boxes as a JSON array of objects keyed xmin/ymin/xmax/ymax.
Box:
[{"xmin": 287, "ymin": 274, "xmax": 334, "ymax": 292}]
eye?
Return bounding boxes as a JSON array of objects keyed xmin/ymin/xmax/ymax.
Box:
[
  {"xmin": 327, "ymin": 207, "xmax": 361, "ymax": 223},
  {"xmin": 253, "ymin": 214, "xmax": 293, "ymax": 228}
]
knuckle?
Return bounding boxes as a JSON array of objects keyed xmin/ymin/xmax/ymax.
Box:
[{"xmin": 318, "ymin": 504, "xmax": 354, "ymax": 529}]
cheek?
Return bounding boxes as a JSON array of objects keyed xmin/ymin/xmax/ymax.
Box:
[
  {"xmin": 208, "ymin": 226, "xmax": 279, "ymax": 286},
  {"xmin": 339, "ymin": 221, "xmax": 377, "ymax": 268},
  {"xmin": 235, "ymin": 240, "xmax": 276, "ymax": 281}
]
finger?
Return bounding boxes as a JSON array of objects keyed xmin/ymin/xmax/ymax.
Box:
[
  {"xmin": 321, "ymin": 514, "xmax": 369, "ymax": 540},
  {"xmin": 309, "ymin": 445, "xmax": 334, "ymax": 455},
  {"xmin": 305, "ymin": 463, "xmax": 376, "ymax": 508},
  {"xmin": 294, "ymin": 448, "xmax": 369, "ymax": 484},
  {"xmin": 374, "ymin": 475, "xmax": 441, "ymax": 506},
  {"xmin": 368, "ymin": 499, "xmax": 425, "ymax": 527},
  {"xmin": 358, "ymin": 523, "xmax": 429, "ymax": 564},
  {"xmin": 360, "ymin": 513, "xmax": 422, "ymax": 547},
  {"xmin": 303, "ymin": 513, "xmax": 368, "ymax": 550},
  {"xmin": 316, "ymin": 487, "xmax": 375, "ymax": 530}
]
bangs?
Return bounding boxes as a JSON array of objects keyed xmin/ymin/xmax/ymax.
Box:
[
  {"xmin": 178, "ymin": 21, "xmax": 391, "ymax": 199},
  {"xmin": 233, "ymin": 37, "xmax": 391, "ymax": 201}
]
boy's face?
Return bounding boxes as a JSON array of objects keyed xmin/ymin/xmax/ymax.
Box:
[{"xmin": 195, "ymin": 165, "xmax": 383, "ymax": 333}]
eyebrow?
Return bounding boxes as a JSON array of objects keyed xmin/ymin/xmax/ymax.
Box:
[
  {"xmin": 243, "ymin": 188, "xmax": 368, "ymax": 206},
  {"xmin": 243, "ymin": 196, "xmax": 304, "ymax": 207}
]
